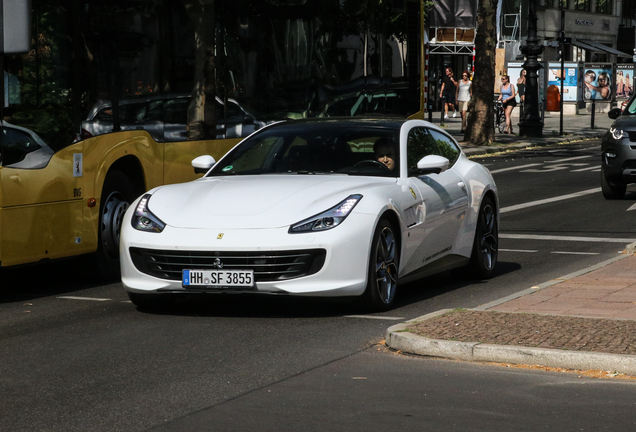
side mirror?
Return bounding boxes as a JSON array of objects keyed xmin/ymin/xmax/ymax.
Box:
[
  {"xmin": 192, "ymin": 155, "xmax": 216, "ymax": 174},
  {"xmin": 416, "ymin": 155, "xmax": 449, "ymax": 175},
  {"xmin": 608, "ymin": 108, "xmax": 622, "ymax": 120}
]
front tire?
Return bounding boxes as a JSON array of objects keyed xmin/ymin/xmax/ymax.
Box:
[
  {"xmin": 361, "ymin": 219, "xmax": 399, "ymax": 312},
  {"xmin": 95, "ymin": 171, "xmax": 138, "ymax": 280},
  {"xmin": 601, "ymin": 167, "xmax": 626, "ymax": 199},
  {"xmin": 469, "ymin": 196, "xmax": 498, "ymax": 278}
]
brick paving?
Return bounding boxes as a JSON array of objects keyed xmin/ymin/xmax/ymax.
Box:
[
  {"xmin": 409, "ymin": 310, "xmax": 636, "ymax": 355},
  {"xmin": 407, "ymin": 254, "xmax": 636, "ymax": 356}
]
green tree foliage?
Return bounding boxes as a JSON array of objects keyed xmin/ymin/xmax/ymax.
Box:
[{"xmin": 10, "ymin": 2, "xmax": 73, "ymax": 151}]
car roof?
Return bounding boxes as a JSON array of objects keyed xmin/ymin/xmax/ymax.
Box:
[{"xmin": 268, "ymin": 116, "xmax": 408, "ymax": 131}]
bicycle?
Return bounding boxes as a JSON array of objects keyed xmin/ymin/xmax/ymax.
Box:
[{"xmin": 493, "ymin": 100, "xmax": 506, "ymax": 133}]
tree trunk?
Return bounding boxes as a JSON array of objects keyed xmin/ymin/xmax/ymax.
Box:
[
  {"xmin": 184, "ymin": 0, "xmax": 216, "ymax": 141},
  {"xmin": 465, "ymin": 0, "xmax": 497, "ymax": 145}
]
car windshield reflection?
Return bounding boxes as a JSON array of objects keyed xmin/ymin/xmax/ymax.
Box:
[{"xmin": 207, "ymin": 121, "xmax": 401, "ymax": 177}]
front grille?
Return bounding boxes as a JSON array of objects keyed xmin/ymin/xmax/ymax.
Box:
[
  {"xmin": 628, "ymin": 132, "xmax": 636, "ymax": 142},
  {"xmin": 130, "ymin": 247, "xmax": 326, "ymax": 282}
]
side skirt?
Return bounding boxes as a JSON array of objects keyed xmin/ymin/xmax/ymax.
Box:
[{"xmin": 398, "ymin": 254, "xmax": 469, "ymax": 285}]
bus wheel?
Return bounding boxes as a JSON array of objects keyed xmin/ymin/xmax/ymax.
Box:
[{"xmin": 95, "ymin": 171, "xmax": 136, "ymax": 280}]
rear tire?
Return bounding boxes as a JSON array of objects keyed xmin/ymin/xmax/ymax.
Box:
[
  {"xmin": 361, "ymin": 219, "xmax": 399, "ymax": 312},
  {"xmin": 601, "ymin": 167, "xmax": 626, "ymax": 199},
  {"xmin": 95, "ymin": 171, "xmax": 138, "ymax": 280},
  {"xmin": 469, "ymin": 196, "xmax": 498, "ymax": 279}
]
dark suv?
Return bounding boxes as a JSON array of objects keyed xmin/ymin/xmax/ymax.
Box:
[{"xmin": 601, "ymin": 98, "xmax": 636, "ymax": 199}]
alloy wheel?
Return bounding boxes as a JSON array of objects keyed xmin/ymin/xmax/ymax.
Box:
[{"xmin": 374, "ymin": 225, "xmax": 398, "ymax": 304}]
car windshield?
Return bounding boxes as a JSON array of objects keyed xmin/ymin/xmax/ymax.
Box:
[
  {"xmin": 625, "ymin": 98, "xmax": 636, "ymax": 115},
  {"xmin": 207, "ymin": 121, "xmax": 401, "ymax": 177}
]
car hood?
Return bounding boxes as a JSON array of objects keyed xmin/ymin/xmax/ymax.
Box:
[
  {"xmin": 611, "ymin": 114, "xmax": 636, "ymax": 130},
  {"xmin": 147, "ymin": 175, "xmax": 395, "ymax": 229}
]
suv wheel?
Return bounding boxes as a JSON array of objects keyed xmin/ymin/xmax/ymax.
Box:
[{"xmin": 601, "ymin": 167, "xmax": 626, "ymax": 200}]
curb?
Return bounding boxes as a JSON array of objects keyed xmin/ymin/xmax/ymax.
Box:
[
  {"xmin": 459, "ymin": 131, "xmax": 607, "ymax": 157},
  {"xmin": 386, "ymin": 246, "xmax": 636, "ymax": 376},
  {"xmin": 386, "ymin": 318, "xmax": 636, "ymax": 376}
]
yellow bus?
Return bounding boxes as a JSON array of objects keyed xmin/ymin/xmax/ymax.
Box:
[{"xmin": 1, "ymin": 0, "xmax": 425, "ymax": 278}]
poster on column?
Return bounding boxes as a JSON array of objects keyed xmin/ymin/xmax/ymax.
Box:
[
  {"xmin": 616, "ymin": 64, "xmax": 634, "ymax": 100},
  {"xmin": 582, "ymin": 63, "xmax": 612, "ymax": 101},
  {"xmin": 547, "ymin": 62, "xmax": 578, "ymax": 102}
]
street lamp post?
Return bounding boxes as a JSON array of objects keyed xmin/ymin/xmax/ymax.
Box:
[{"xmin": 518, "ymin": 0, "xmax": 544, "ymax": 137}]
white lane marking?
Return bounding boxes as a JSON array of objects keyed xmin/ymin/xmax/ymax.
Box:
[
  {"xmin": 500, "ymin": 187, "xmax": 601, "ymax": 213},
  {"xmin": 57, "ymin": 296, "xmax": 111, "ymax": 302},
  {"xmin": 500, "ymin": 234, "xmax": 636, "ymax": 243},
  {"xmin": 550, "ymin": 251, "xmax": 600, "ymax": 255},
  {"xmin": 489, "ymin": 163, "xmax": 542, "ymax": 174},
  {"xmin": 499, "ymin": 249, "xmax": 538, "ymax": 253},
  {"xmin": 570, "ymin": 165, "xmax": 600, "ymax": 172},
  {"xmin": 547, "ymin": 155, "xmax": 594, "ymax": 163},
  {"xmin": 522, "ymin": 163, "xmax": 588, "ymax": 172},
  {"xmin": 628, "ymin": 203, "xmax": 636, "ymax": 211},
  {"xmin": 344, "ymin": 315, "xmax": 405, "ymax": 321}
]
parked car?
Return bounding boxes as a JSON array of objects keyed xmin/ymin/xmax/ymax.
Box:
[
  {"xmin": 120, "ymin": 117, "xmax": 499, "ymax": 311},
  {"xmin": 602, "ymin": 96, "xmax": 636, "ymax": 199},
  {"xmin": 80, "ymin": 93, "xmax": 265, "ymax": 142},
  {"xmin": 317, "ymin": 87, "xmax": 410, "ymax": 118}
]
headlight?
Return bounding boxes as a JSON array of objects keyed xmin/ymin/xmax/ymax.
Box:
[
  {"xmin": 131, "ymin": 194, "xmax": 166, "ymax": 233},
  {"xmin": 610, "ymin": 127, "xmax": 624, "ymax": 140},
  {"xmin": 289, "ymin": 194, "xmax": 362, "ymax": 233}
]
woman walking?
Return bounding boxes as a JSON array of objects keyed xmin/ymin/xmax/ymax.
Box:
[
  {"xmin": 457, "ymin": 70, "xmax": 472, "ymax": 133},
  {"xmin": 497, "ymin": 75, "xmax": 516, "ymax": 134},
  {"xmin": 517, "ymin": 69, "xmax": 526, "ymax": 105}
]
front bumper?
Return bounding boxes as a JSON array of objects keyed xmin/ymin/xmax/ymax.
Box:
[
  {"xmin": 120, "ymin": 211, "xmax": 376, "ymax": 297},
  {"xmin": 601, "ymin": 132, "xmax": 636, "ymax": 184}
]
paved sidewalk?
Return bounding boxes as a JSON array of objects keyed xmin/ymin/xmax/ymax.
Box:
[
  {"xmin": 431, "ymin": 109, "xmax": 614, "ymax": 157},
  {"xmin": 386, "ymin": 251, "xmax": 636, "ymax": 375},
  {"xmin": 386, "ymin": 113, "xmax": 636, "ymax": 375}
]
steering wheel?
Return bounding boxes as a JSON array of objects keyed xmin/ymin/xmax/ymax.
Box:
[{"xmin": 354, "ymin": 159, "xmax": 391, "ymax": 171}]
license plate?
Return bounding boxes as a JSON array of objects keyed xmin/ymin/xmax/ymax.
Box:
[{"xmin": 182, "ymin": 269, "xmax": 254, "ymax": 288}]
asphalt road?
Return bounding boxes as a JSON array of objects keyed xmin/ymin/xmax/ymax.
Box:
[{"xmin": 2, "ymin": 139, "xmax": 636, "ymax": 431}]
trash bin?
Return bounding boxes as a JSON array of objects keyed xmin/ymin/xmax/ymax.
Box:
[{"xmin": 546, "ymin": 84, "xmax": 561, "ymax": 112}]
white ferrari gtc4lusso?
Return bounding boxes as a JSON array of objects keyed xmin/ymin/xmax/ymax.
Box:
[{"xmin": 120, "ymin": 118, "xmax": 499, "ymax": 311}]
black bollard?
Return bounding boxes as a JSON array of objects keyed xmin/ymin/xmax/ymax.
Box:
[{"xmin": 591, "ymin": 100, "xmax": 595, "ymax": 129}]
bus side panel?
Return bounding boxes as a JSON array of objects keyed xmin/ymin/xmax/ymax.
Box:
[
  {"xmin": 2, "ymin": 200, "xmax": 88, "ymax": 266},
  {"xmin": 163, "ymin": 138, "xmax": 240, "ymax": 185},
  {"xmin": 0, "ymin": 144, "xmax": 87, "ymax": 266}
]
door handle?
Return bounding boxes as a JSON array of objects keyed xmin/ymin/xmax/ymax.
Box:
[{"xmin": 457, "ymin": 181, "xmax": 466, "ymax": 189}]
